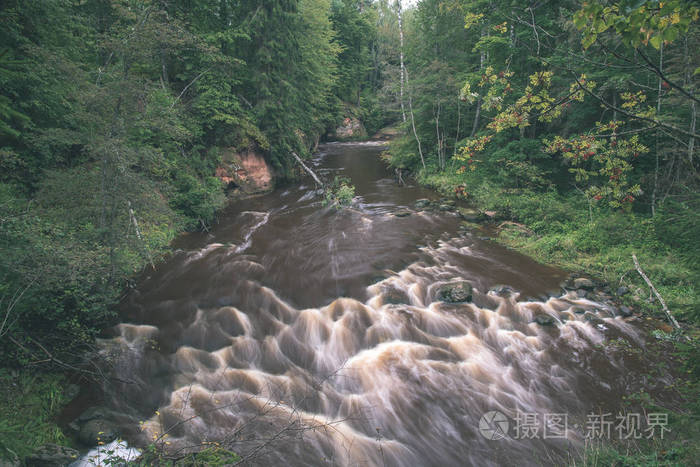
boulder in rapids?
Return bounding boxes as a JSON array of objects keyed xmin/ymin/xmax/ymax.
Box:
[
  {"xmin": 534, "ymin": 314, "xmax": 556, "ymax": 326},
  {"xmin": 488, "ymin": 284, "xmax": 516, "ymax": 297},
  {"xmin": 394, "ymin": 210, "xmax": 412, "ymax": 217},
  {"xmin": 25, "ymin": 444, "xmax": 79, "ymax": 466},
  {"xmin": 438, "ymin": 282, "xmax": 473, "ymax": 303},
  {"xmin": 383, "ymin": 286, "xmax": 409, "ymax": 305}
]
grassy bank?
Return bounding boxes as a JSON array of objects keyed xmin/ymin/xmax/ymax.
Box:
[
  {"xmin": 418, "ymin": 168, "xmax": 699, "ymax": 326},
  {"xmin": 0, "ymin": 370, "xmax": 71, "ymax": 461}
]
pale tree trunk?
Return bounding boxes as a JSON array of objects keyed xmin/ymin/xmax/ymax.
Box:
[
  {"xmin": 435, "ymin": 101, "xmax": 444, "ymax": 170},
  {"xmin": 685, "ymin": 36, "xmax": 696, "ymax": 171},
  {"xmin": 406, "ymin": 67, "xmax": 425, "ymax": 169},
  {"xmin": 397, "ymin": 0, "xmax": 407, "ymax": 123},
  {"xmin": 470, "ymin": 27, "xmax": 487, "ymax": 137},
  {"xmin": 652, "ymin": 43, "xmax": 663, "ymax": 216},
  {"xmin": 455, "ymin": 98, "xmax": 461, "ymax": 150}
]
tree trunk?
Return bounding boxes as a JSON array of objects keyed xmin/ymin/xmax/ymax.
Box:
[
  {"xmin": 397, "ymin": 0, "xmax": 407, "ymax": 123},
  {"xmin": 652, "ymin": 43, "xmax": 663, "ymax": 216},
  {"xmin": 470, "ymin": 27, "xmax": 487, "ymax": 137}
]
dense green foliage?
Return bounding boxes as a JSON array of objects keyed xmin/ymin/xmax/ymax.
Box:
[
  {"xmin": 0, "ymin": 0, "xmax": 389, "ymax": 366},
  {"xmin": 1, "ymin": 0, "xmax": 699, "ymax": 463},
  {"xmin": 383, "ymin": 1, "xmax": 700, "ymax": 464},
  {"xmin": 386, "ymin": 0, "xmax": 699, "ymax": 322}
]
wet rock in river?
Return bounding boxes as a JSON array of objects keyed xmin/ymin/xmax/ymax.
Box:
[
  {"xmin": 77, "ymin": 406, "xmax": 107, "ymax": 423},
  {"xmin": 618, "ymin": 305, "xmax": 633, "ymax": 317},
  {"xmin": 488, "ymin": 285, "xmax": 516, "ymax": 297},
  {"xmin": 573, "ymin": 277, "xmax": 594, "ymax": 289},
  {"xmin": 25, "ymin": 444, "xmax": 79, "ymax": 466},
  {"xmin": 414, "ymin": 198, "xmax": 431, "ymax": 209},
  {"xmin": 438, "ymin": 282, "xmax": 473, "ymax": 303},
  {"xmin": 79, "ymin": 418, "xmax": 117, "ymax": 445},
  {"xmin": 438, "ymin": 204, "xmax": 456, "ymax": 212},
  {"xmin": 383, "ymin": 286, "xmax": 409, "ymax": 305},
  {"xmin": 576, "ymin": 289, "xmax": 588, "ymax": 298},
  {"xmin": 394, "ymin": 210, "xmax": 411, "ymax": 217},
  {"xmin": 534, "ymin": 314, "xmax": 556, "ymax": 326}
]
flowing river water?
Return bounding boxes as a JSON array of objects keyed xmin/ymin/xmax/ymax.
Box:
[{"xmin": 94, "ymin": 142, "xmax": 661, "ymax": 466}]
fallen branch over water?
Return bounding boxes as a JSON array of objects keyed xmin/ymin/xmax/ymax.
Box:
[
  {"xmin": 291, "ymin": 152, "xmax": 324, "ymax": 188},
  {"xmin": 632, "ymin": 253, "xmax": 681, "ymax": 330}
]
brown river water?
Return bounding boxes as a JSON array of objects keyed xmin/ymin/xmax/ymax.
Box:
[{"xmin": 95, "ymin": 142, "xmax": 662, "ymax": 466}]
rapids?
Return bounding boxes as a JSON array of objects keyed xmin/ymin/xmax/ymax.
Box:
[{"xmin": 97, "ymin": 142, "xmax": 654, "ymax": 466}]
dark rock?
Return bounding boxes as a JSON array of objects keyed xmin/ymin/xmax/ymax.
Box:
[
  {"xmin": 438, "ymin": 282, "xmax": 473, "ymax": 303},
  {"xmin": 534, "ymin": 314, "xmax": 556, "ymax": 326},
  {"xmin": 583, "ymin": 311, "xmax": 602, "ymax": 323},
  {"xmin": 457, "ymin": 207, "xmax": 480, "ymax": 221},
  {"xmin": 77, "ymin": 406, "xmax": 107, "ymax": 423},
  {"xmin": 394, "ymin": 210, "xmax": 411, "ymax": 217},
  {"xmin": 443, "ymin": 199, "xmax": 456, "ymax": 207},
  {"xmin": 572, "ymin": 307, "xmax": 586, "ymax": 314},
  {"xmin": 489, "ymin": 285, "xmax": 516, "ymax": 297},
  {"xmin": 617, "ymin": 286, "xmax": 629, "ymax": 296},
  {"xmin": 576, "ymin": 289, "xmax": 588, "ymax": 298},
  {"xmin": 64, "ymin": 384, "xmax": 80, "ymax": 401},
  {"xmin": 25, "ymin": 444, "xmax": 79, "ymax": 466},
  {"xmin": 573, "ymin": 278, "xmax": 594, "ymax": 289},
  {"xmin": 438, "ymin": 204, "xmax": 456, "ymax": 212},
  {"xmin": 414, "ymin": 199, "xmax": 431, "ymax": 209},
  {"xmin": 383, "ymin": 287, "xmax": 408, "ymax": 305},
  {"xmin": 619, "ymin": 305, "xmax": 633, "ymax": 317},
  {"xmin": 79, "ymin": 419, "xmax": 117, "ymax": 445}
]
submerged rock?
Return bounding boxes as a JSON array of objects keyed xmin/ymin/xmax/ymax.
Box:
[
  {"xmin": 25, "ymin": 444, "xmax": 79, "ymax": 466},
  {"xmin": 438, "ymin": 282, "xmax": 473, "ymax": 303},
  {"xmin": 534, "ymin": 314, "xmax": 556, "ymax": 326},
  {"xmin": 489, "ymin": 285, "xmax": 516, "ymax": 297},
  {"xmin": 394, "ymin": 210, "xmax": 412, "ymax": 217}
]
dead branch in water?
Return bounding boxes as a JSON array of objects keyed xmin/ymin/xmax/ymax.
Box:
[
  {"xmin": 632, "ymin": 253, "xmax": 681, "ymax": 330},
  {"xmin": 291, "ymin": 152, "xmax": 324, "ymax": 188}
]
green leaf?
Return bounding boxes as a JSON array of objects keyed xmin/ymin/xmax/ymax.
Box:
[{"xmin": 649, "ymin": 34, "xmax": 662, "ymax": 49}]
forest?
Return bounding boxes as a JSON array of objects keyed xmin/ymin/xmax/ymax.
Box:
[{"xmin": 1, "ymin": 0, "xmax": 699, "ymax": 465}]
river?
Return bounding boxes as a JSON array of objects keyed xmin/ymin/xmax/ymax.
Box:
[{"xmin": 96, "ymin": 142, "xmax": 655, "ymax": 466}]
